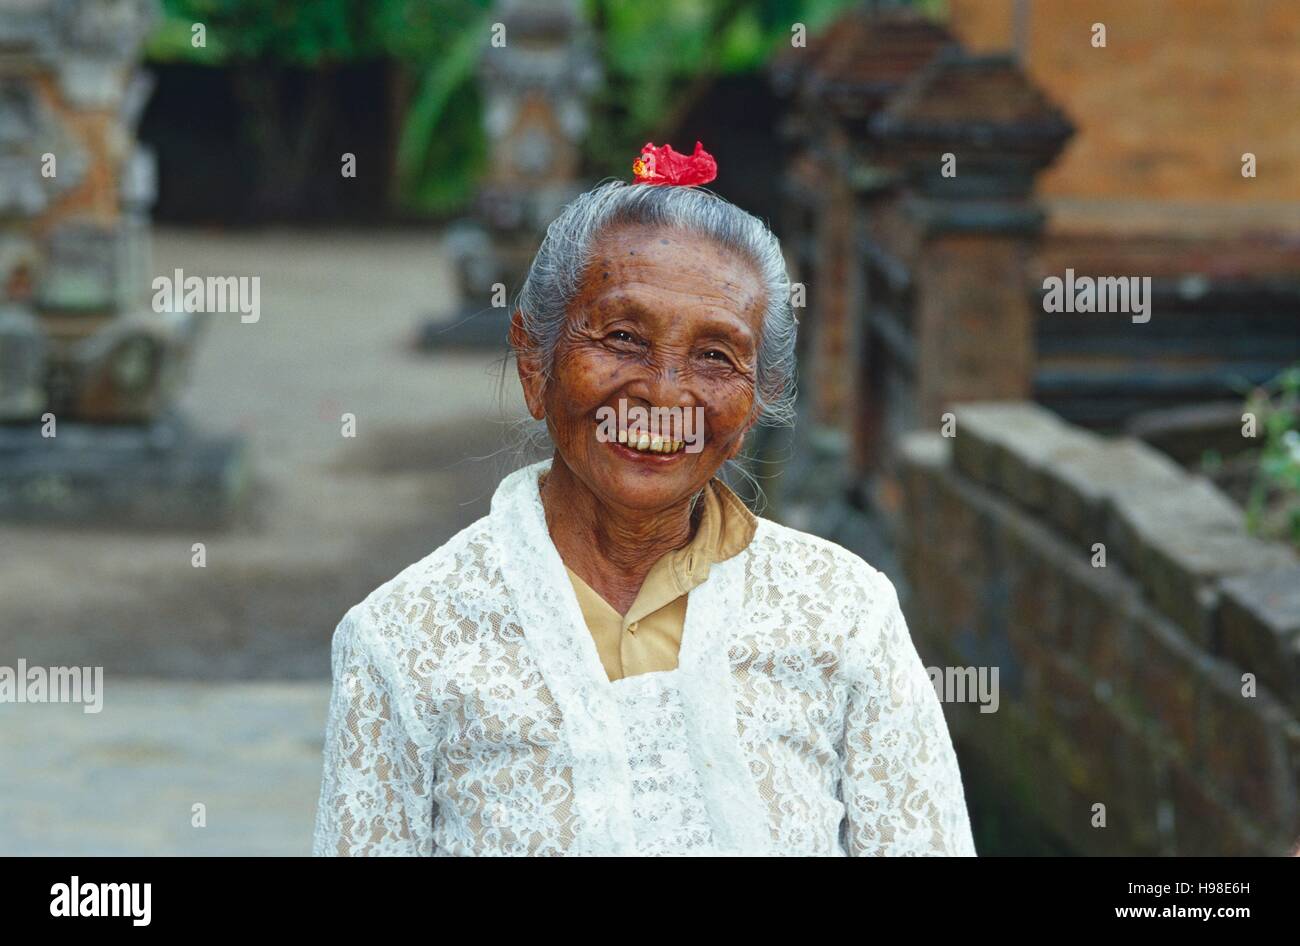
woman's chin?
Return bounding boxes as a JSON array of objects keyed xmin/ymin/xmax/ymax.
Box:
[{"xmin": 587, "ymin": 452, "xmax": 714, "ymax": 510}]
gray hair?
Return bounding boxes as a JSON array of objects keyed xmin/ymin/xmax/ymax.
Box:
[{"xmin": 511, "ymin": 179, "xmax": 798, "ymax": 428}]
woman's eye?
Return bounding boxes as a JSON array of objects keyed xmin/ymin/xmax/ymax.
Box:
[
  {"xmin": 702, "ymin": 349, "xmax": 730, "ymax": 363},
  {"xmin": 608, "ymin": 330, "xmax": 635, "ymax": 344}
]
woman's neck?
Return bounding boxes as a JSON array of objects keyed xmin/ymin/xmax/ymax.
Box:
[{"xmin": 540, "ymin": 454, "xmax": 699, "ymax": 615}]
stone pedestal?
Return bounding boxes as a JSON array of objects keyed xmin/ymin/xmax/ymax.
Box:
[{"xmin": 0, "ymin": 415, "xmax": 247, "ymax": 529}]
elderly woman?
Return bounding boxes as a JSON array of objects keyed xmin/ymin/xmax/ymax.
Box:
[{"xmin": 313, "ymin": 143, "xmax": 976, "ymax": 856}]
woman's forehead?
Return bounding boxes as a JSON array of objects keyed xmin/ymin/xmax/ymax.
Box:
[
  {"xmin": 591, "ymin": 222, "xmax": 753, "ymax": 270},
  {"xmin": 580, "ymin": 223, "xmax": 765, "ymax": 312}
]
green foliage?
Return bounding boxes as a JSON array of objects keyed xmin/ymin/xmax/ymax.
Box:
[
  {"xmin": 1242, "ymin": 364, "xmax": 1300, "ymax": 548},
  {"xmin": 144, "ymin": 0, "xmax": 896, "ymax": 214},
  {"xmin": 147, "ymin": 0, "xmax": 492, "ymax": 215},
  {"xmin": 147, "ymin": 0, "xmax": 389, "ymax": 64},
  {"xmin": 583, "ymin": 0, "xmax": 862, "ymax": 176},
  {"xmin": 395, "ymin": 16, "xmax": 491, "ymax": 215}
]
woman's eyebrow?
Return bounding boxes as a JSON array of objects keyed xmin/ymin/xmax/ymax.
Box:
[
  {"xmin": 695, "ymin": 315, "xmax": 757, "ymax": 351},
  {"xmin": 590, "ymin": 292, "xmax": 757, "ymax": 348},
  {"xmin": 593, "ymin": 294, "xmax": 654, "ymax": 321}
]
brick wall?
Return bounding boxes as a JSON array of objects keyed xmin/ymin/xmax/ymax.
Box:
[
  {"xmin": 898, "ymin": 401, "xmax": 1300, "ymax": 855},
  {"xmin": 946, "ymin": 0, "xmax": 1300, "ymax": 232}
]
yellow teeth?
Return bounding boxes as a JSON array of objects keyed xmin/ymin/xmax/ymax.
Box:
[{"xmin": 618, "ymin": 431, "xmax": 686, "ymax": 454}]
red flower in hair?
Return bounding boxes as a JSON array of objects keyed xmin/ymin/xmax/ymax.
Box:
[{"xmin": 631, "ymin": 141, "xmax": 718, "ymax": 186}]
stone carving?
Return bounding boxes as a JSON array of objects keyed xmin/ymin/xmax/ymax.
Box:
[
  {"xmin": 0, "ymin": 0, "xmax": 244, "ymax": 526},
  {"xmin": 0, "ymin": 0, "xmax": 183, "ymax": 423},
  {"xmin": 425, "ymin": 0, "xmax": 600, "ymax": 347}
]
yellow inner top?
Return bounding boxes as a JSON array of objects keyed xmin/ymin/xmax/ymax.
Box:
[{"xmin": 563, "ymin": 477, "xmax": 758, "ymax": 682}]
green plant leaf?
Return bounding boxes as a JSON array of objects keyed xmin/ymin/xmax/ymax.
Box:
[{"xmin": 395, "ymin": 11, "xmax": 491, "ymax": 192}]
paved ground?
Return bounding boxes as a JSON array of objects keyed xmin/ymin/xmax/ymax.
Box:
[
  {"xmin": 0, "ymin": 228, "xmax": 536, "ymax": 855},
  {"xmin": 0, "ymin": 681, "xmax": 330, "ymax": 856}
]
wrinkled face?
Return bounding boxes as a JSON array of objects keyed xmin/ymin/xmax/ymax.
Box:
[{"xmin": 517, "ymin": 222, "xmax": 767, "ymax": 514}]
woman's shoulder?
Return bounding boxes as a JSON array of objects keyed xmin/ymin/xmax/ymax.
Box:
[
  {"xmin": 743, "ymin": 517, "xmax": 905, "ymax": 669},
  {"xmin": 745, "ymin": 515, "xmax": 904, "ymax": 634},
  {"xmin": 324, "ymin": 520, "xmax": 502, "ymax": 743},
  {"xmin": 336, "ymin": 512, "xmax": 501, "ymax": 644},
  {"xmin": 749, "ymin": 515, "xmax": 886, "ymax": 586}
]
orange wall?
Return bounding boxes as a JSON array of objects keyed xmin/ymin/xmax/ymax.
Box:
[{"xmin": 945, "ymin": 0, "xmax": 1300, "ymax": 215}]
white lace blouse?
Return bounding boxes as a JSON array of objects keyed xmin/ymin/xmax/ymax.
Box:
[{"xmin": 312, "ymin": 459, "xmax": 977, "ymax": 856}]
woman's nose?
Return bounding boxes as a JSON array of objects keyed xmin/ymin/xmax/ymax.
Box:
[{"xmin": 622, "ymin": 362, "xmax": 695, "ymax": 410}]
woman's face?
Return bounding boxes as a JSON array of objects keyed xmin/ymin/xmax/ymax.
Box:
[{"xmin": 519, "ymin": 223, "xmax": 767, "ymax": 514}]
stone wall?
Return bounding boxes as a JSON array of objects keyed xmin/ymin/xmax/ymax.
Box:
[{"xmin": 898, "ymin": 401, "xmax": 1300, "ymax": 855}]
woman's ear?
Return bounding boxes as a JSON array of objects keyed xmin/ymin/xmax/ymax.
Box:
[{"xmin": 510, "ymin": 309, "xmax": 547, "ymax": 421}]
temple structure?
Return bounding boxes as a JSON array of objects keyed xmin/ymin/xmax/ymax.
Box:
[
  {"xmin": 0, "ymin": 0, "xmax": 245, "ymax": 526},
  {"xmin": 768, "ymin": 4, "xmax": 1300, "ymax": 856}
]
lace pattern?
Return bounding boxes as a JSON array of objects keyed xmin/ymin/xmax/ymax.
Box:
[
  {"xmin": 615, "ymin": 673, "xmax": 716, "ymax": 855},
  {"xmin": 312, "ymin": 459, "xmax": 976, "ymax": 856}
]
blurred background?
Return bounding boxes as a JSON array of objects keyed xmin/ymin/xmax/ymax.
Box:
[{"xmin": 1, "ymin": 0, "xmax": 1297, "ymax": 856}]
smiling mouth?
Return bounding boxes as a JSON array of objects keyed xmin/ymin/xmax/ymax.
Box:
[{"xmin": 615, "ymin": 428, "xmax": 688, "ymax": 454}]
